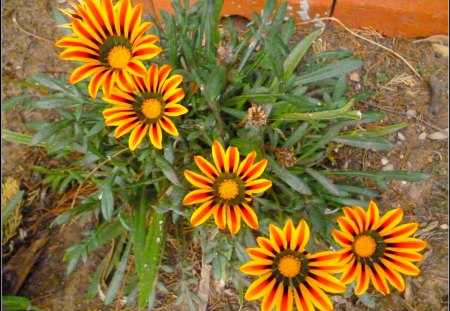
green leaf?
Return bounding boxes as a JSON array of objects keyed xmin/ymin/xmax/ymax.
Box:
[
  {"xmin": 33, "ymin": 97, "xmax": 79, "ymax": 109},
  {"xmin": 2, "ymin": 95, "xmax": 32, "ymax": 111},
  {"xmin": 282, "ymin": 28, "xmax": 324, "ymax": 82},
  {"xmin": 100, "ymin": 179, "xmax": 114, "ymax": 221},
  {"xmin": 86, "ymin": 258, "xmax": 107, "ymax": 299},
  {"xmin": 138, "ymin": 209, "xmax": 166, "ymax": 308},
  {"xmin": 2, "ymin": 296, "xmax": 39, "ymax": 311},
  {"xmin": 221, "ymin": 107, "xmax": 247, "ymax": 119},
  {"xmin": 295, "ymin": 59, "xmax": 363, "ymax": 85},
  {"xmin": 1, "ymin": 191, "xmax": 24, "ymax": 227},
  {"xmin": 277, "ymin": 99, "xmax": 360, "ymax": 121},
  {"xmin": 29, "ymin": 120, "xmax": 71, "ymax": 146},
  {"xmin": 26, "ymin": 74, "xmax": 67, "ymax": 93},
  {"xmin": 305, "ymin": 168, "xmax": 345, "ymax": 196},
  {"xmin": 323, "ymin": 170, "xmax": 432, "ymax": 182},
  {"xmin": 332, "ymin": 75, "xmax": 347, "ymax": 100},
  {"xmin": 300, "ymin": 123, "xmax": 345, "ymax": 160},
  {"xmin": 104, "ymin": 239, "xmax": 132, "ymax": 305},
  {"xmin": 154, "ymin": 152, "xmax": 180, "ymax": 186},
  {"xmin": 358, "ymin": 292, "xmax": 376, "ymax": 308},
  {"xmin": 269, "ymin": 158, "xmax": 312, "ymax": 195},
  {"xmin": 283, "ymin": 122, "xmax": 310, "ymax": 147},
  {"xmin": 332, "ymin": 134, "xmax": 393, "ymax": 150}
]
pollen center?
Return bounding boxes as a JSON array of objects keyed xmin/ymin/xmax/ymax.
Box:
[
  {"xmin": 278, "ymin": 255, "xmax": 301, "ymax": 278},
  {"xmin": 353, "ymin": 234, "xmax": 377, "ymax": 258},
  {"xmin": 218, "ymin": 179, "xmax": 239, "ymax": 200},
  {"xmin": 107, "ymin": 45, "xmax": 131, "ymax": 69},
  {"xmin": 141, "ymin": 98, "xmax": 163, "ymax": 120}
]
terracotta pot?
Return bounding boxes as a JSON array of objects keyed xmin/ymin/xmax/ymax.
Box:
[{"xmin": 133, "ymin": 0, "xmax": 448, "ymax": 38}]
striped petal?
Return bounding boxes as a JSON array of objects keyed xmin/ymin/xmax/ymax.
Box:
[
  {"xmin": 375, "ymin": 208, "xmax": 403, "ymax": 232},
  {"xmin": 114, "ymin": 118, "xmax": 139, "ymax": 137},
  {"xmin": 343, "ymin": 207, "xmax": 364, "ymax": 234},
  {"xmin": 164, "ymin": 88, "xmax": 185, "ymax": 105},
  {"xmin": 244, "ymin": 179, "xmax": 272, "ymax": 195},
  {"xmin": 340, "ymin": 257, "xmax": 358, "ymax": 284},
  {"xmin": 283, "ymin": 219, "xmax": 295, "ymax": 247},
  {"xmin": 369, "ymin": 263, "xmax": 390, "ymax": 295},
  {"xmin": 164, "ymin": 103, "xmax": 189, "ymax": 117},
  {"xmin": 295, "ymin": 285, "xmax": 315, "ymax": 311},
  {"xmin": 306, "ymin": 270, "xmax": 346, "ymax": 293},
  {"xmin": 70, "ymin": 63, "xmax": 103, "ymax": 84},
  {"xmin": 182, "ymin": 189, "xmax": 213, "ymax": 205},
  {"xmin": 159, "ymin": 116, "xmax": 179, "ymax": 136},
  {"xmin": 241, "ymin": 159, "xmax": 268, "ymax": 182},
  {"xmin": 214, "ymin": 204, "xmax": 227, "ymax": 230},
  {"xmin": 88, "ymin": 69, "xmax": 109, "ymax": 98},
  {"xmin": 366, "ymin": 200, "xmax": 380, "ymax": 230},
  {"xmin": 381, "ymin": 255, "xmax": 421, "ymax": 276},
  {"xmin": 194, "ymin": 156, "xmax": 219, "ymax": 180},
  {"xmin": 244, "ymin": 273, "xmax": 275, "ymax": 300},
  {"xmin": 240, "ymin": 259, "xmax": 273, "ymax": 276},
  {"xmin": 261, "ymin": 281, "xmax": 283, "ymax": 311},
  {"xmin": 296, "ymin": 219, "xmax": 310, "ymax": 252},
  {"xmin": 337, "ymin": 215, "xmax": 359, "ymax": 236},
  {"xmin": 380, "ymin": 260, "xmax": 405, "ymax": 291},
  {"xmin": 226, "ymin": 146, "xmax": 240, "ymax": 174},
  {"xmin": 246, "ymin": 247, "xmax": 276, "ymax": 261},
  {"xmin": 227, "ymin": 205, "xmax": 241, "ymax": 235},
  {"xmin": 238, "ymin": 203, "xmax": 259, "ymax": 230},
  {"xmin": 236, "ymin": 151, "xmax": 256, "ymax": 177},
  {"xmin": 269, "ymin": 224, "xmax": 288, "ymax": 250},
  {"xmin": 190, "ymin": 200, "xmax": 217, "ymax": 227},
  {"xmin": 331, "ymin": 229, "xmax": 354, "ymax": 248},
  {"xmin": 184, "ymin": 170, "xmax": 213, "ymax": 189},
  {"xmin": 354, "ymin": 264, "xmax": 371, "ymax": 295},
  {"xmin": 381, "ymin": 223, "xmax": 419, "ymax": 241},
  {"xmin": 128, "ymin": 123, "xmax": 148, "ymax": 151},
  {"xmin": 148, "ymin": 123, "xmax": 162, "ymax": 149},
  {"xmin": 303, "ymin": 284, "xmax": 333, "ymax": 311},
  {"xmin": 277, "ymin": 287, "xmax": 293, "ymax": 311},
  {"xmin": 388, "ymin": 238, "xmax": 428, "ymax": 251},
  {"xmin": 256, "ymin": 237, "xmax": 278, "ymax": 255},
  {"xmin": 212, "ymin": 140, "xmax": 226, "ymax": 173}
]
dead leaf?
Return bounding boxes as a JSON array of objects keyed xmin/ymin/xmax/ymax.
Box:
[
  {"xmin": 413, "ymin": 35, "xmax": 449, "ymax": 45},
  {"xmin": 2, "ymin": 233, "xmax": 49, "ymax": 295},
  {"xmin": 432, "ymin": 43, "xmax": 449, "ymax": 58},
  {"xmin": 197, "ymin": 264, "xmax": 211, "ymax": 311}
]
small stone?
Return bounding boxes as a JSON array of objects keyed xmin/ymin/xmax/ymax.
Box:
[
  {"xmin": 418, "ymin": 132, "xmax": 427, "ymax": 140},
  {"xmin": 440, "ymin": 224, "xmax": 448, "ymax": 230},
  {"xmin": 382, "ymin": 164, "xmax": 394, "ymax": 171},
  {"xmin": 398, "ymin": 132, "xmax": 406, "ymax": 141},
  {"xmin": 428, "ymin": 130, "xmax": 449, "ymax": 140},
  {"xmin": 349, "ymin": 72, "xmax": 360, "ymax": 82},
  {"xmin": 399, "ymin": 154, "xmax": 404, "ymax": 159},
  {"xmin": 406, "ymin": 109, "xmax": 417, "ymax": 118},
  {"xmin": 381, "ymin": 158, "xmax": 389, "ymax": 165}
]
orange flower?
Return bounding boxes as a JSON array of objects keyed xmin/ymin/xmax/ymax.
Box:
[
  {"xmin": 102, "ymin": 64, "xmax": 187, "ymax": 150},
  {"xmin": 331, "ymin": 200, "xmax": 428, "ymax": 295},
  {"xmin": 241, "ymin": 219, "xmax": 346, "ymax": 311},
  {"xmin": 56, "ymin": 0, "xmax": 162, "ymax": 98},
  {"xmin": 183, "ymin": 140, "xmax": 272, "ymax": 234}
]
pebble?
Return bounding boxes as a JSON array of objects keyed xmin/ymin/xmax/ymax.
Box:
[
  {"xmin": 381, "ymin": 158, "xmax": 389, "ymax": 165},
  {"xmin": 398, "ymin": 132, "xmax": 406, "ymax": 141},
  {"xmin": 406, "ymin": 109, "xmax": 417, "ymax": 118},
  {"xmin": 382, "ymin": 164, "xmax": 394, "ymax": 171},
  {"xmin": 349, "ymin": 72, "xmax": 360, "ymax": 82},
  {"xmin": 418, "ymin": 132, "xmax": 428, "ymax": 140},
  {"xmin": 440, "ymin": 224, "xmax": 448, "ymax": 230}
]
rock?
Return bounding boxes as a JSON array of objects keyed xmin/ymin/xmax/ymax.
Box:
[
  {"xmin": 418, "ymin": 132, "xmax": 428, "ymax": 140},
  {"xmin": 349, "ymin": 71, "xmax": 360, "ymax": 82},
  {"xmin": 398, "ymin": 132, "xmax": 406, "ymax": 141},
  {"xmin": 428, "ymin": 129, "xmax": 449, "ymax": 140},
  {"xmin": 382, "ymin": 164, "xmax": 394, "ymax": 171}
]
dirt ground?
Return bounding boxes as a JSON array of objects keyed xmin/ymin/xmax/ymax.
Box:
[{"xmin": 1, "ymin": 1, "xmax": 448, "ymax": 310}]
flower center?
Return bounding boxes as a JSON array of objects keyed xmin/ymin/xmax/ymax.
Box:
[
  {"xmin": 141, "ymin": 98, "xmax": 163, "ymax": 120},
  {"xmin": 107, "ymin": 45, "xmax": 131, "ymax": 69},
  {"xmin": 218, "ymin": 179, "xmax": 239, "ymax": 200},
  {"xmin": 353, "ymin": 234, "xmax": 377, "ymax": 258},
  {"xmin": 278, "ymin": 255, "xmax": 301, "ymax": 278}
]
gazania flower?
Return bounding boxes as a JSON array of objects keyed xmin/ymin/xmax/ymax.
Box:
[
  {"xmin": 183, "ymin": 140, "xmax": 272, "ymax": 234},
  {"xmin": 56, "ymin": 0, "xmax": 162, "ymax": 98},
  {"xmin": 102, "ymin": 64, "xmax": 187, "ymax": 150},
  {"xmin": 331, "ymin": 200, "xmax": 427, "ymax": 295},
  {"xmin": 240, "ymin": 219, "xmax": 346, "ymax": 311}
]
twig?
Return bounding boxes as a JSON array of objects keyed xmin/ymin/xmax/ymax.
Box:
[
  {"xmin": 296, "ymin": 17, "xmax": 423, "ymax": 80},
  {"xmin": 12, "ymin": 12, "xmax": 55, "ymax": 45},
  {"xmin": 365, "ymin": 102, "xmax": 446, "ymax": 132}
]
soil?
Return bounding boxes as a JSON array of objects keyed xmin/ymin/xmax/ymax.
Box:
[{"xmin": 1, "ymin": 1, "xmax": 448, "ymax": 311}]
